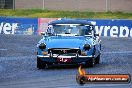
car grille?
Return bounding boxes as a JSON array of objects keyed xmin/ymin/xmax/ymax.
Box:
[{"xmin": 48, "ymin": 48, "xmax": 81, "ymax": 55}]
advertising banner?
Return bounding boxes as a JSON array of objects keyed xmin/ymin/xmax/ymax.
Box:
[
  {"xmin": 38, "ymin": 18, "xmax": 58, "ymax": 35},
  {"xmin": 0, "ymin": 17, "xmax": 38, "ymax": 35},
  {"xmin": 38, "ymin": 18, "xmax": 132, "ymax": 37},
  {"xmin": 88, "ymin": 19, "xmax": 132, "ymax": 37},
  {"xmin": 0, "ymin": 17, "xmax": 132, "ymax": 37}
]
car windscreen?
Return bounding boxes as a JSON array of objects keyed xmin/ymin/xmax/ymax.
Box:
[{"xmin": 47, "ymin": 24, "xmax": 93, "ymax": 36}]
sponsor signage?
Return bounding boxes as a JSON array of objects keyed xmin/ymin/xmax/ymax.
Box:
[
  {"xmin": 38, "ymin": 18, "xmax": 132, "ymax": 37},
  {"xmin": 38, "ymin": 18, "xmax": 58, "ymax": 35},
  {"xmin": 0, "ymin": 17, "xmax": 132, "ymax": 37},
  {"xmin": 0, "ymin": 17, "xmax": 38, "ymax": 35},
  {"xmin": 89, "ymin": 19, "xmax": 132, "ymax": 37}
]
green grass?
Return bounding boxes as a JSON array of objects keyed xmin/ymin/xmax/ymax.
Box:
[{"xmin": 0, "ymin": 9, "xmax": 132, "ymax": 19}]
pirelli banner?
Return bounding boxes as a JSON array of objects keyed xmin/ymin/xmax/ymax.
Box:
[{"xmin": 0, "ymin": 17, "xmax": 132, "ymax": 37}]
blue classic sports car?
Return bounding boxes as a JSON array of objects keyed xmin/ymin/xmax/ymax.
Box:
[{"xmin": 37, "ymin": 19, "xmax": 101, "ymax": 69}]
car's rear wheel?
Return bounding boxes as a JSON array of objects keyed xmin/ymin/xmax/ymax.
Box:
[
  {"xmin": 95, "ymin": 55, "xmax": 100, "ymax": 64},
  {"xmin": 37, "ymin": 58, "xmax": 48, "ymax": 69}
]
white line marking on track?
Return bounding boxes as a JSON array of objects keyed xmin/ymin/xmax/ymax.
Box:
[
  {"xmin": 103, "ymin": 51, "xmax": 132, "ymax": 54},
  {"xmin": 0, "ymin": 49, "xmax": 7, "ymax": 51}
]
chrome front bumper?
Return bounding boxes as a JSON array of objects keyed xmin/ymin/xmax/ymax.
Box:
[
  {"xmin": 37, "ymin": 54, "xmax": 93, "ymax": 64},
  {"xmin": 37, "ymin": 55, "xmax": 92, "ymax": 58}
]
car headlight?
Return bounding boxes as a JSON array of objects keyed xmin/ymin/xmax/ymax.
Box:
[
  {"xmin": 39, "ymin": 43, "xmax": 46, "ymax": 49},
  {"xmin": 83, "ymin": 44, "xmax": 90, "ymax": 50},
  {"xmin": 81, "ymin": 51, "xmax": 87, "ymax": 56},
  {"xmin": 42, "ymin": 51, "xmax": 48, "ymax": 55}
]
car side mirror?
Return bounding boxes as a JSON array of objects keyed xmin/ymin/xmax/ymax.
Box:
[
  {"xmin": 41, "ymin": 32, "xmax": 45, "ymax": 35},
  {"xmin": 94, "ymin": 33, "xmax": 99, "ymax": 36},
  {"xmin": 41, "ymin": 32, "xmax": 48, "ymax": 37},
  {"xmin": 41, "ymin": 32, "xmax": 53, "ymax": 37},
  {"xmin": 41, "ymin": 32, "xmax": 46, "ymax": 35}
]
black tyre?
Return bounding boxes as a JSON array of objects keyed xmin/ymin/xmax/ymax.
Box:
[
  {"xmin": 89, "ymin": 58, "xmax": 95, "ymax": 67},
  {"xmin": 37, "ymin": 58, "xmax": 48, "ymax": 69},
  {"xmin": 86, "ymin": 58, "xmax": 95, "ymax": 67},
  {"xmin": 95, "ymin": 55, "xmax": 100, "ymax": 64}
]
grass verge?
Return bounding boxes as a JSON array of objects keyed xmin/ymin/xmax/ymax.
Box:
[{"xmin": 0, "ymin": 9, "xmax": 132, "ymax": 19}]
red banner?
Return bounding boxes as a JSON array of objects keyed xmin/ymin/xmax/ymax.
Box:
[{"xmin": 38, "ymin": 18, "xmax": 58, "ymax": 35}]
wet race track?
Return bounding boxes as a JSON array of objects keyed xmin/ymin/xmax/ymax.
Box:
[{"xmin": 0, "ymin": 35, "xmax": 132, "ymax": 88}]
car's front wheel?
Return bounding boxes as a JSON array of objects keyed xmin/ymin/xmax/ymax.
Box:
[
  {"xmin": 85, "ymin": 58, "xmax": 95, "ymax": 67},
  {"xmin": 95, "ymin": 55, "xmax": 100, "ymax": 64},
  {"xmin": 89, "ymin": 58, "xmax": 95, "ymax": 67},
  {"xmin": 37, "ymin": 58, "xmax": 48, "ymax": 69}
]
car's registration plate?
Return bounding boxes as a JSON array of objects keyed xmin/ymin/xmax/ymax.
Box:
[{"xmin": 57, "ymin": 58, "xmax": 71, "ymax": 63}]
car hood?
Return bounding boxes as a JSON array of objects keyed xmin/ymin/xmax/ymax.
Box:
[{"xmin": 40, "ymin": 36, "xmax": 92, "ymax": 49}]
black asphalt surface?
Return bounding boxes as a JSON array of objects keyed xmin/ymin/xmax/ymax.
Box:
[{"xmin": 0, "ymin": 35, "xmax": 132, "ymax": 88}]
